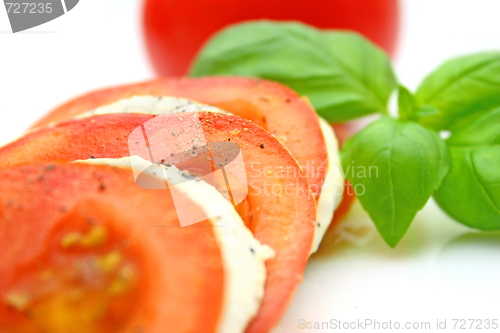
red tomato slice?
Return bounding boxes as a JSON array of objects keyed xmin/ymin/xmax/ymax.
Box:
[
  {"xmin": 30, "ymin": 77, "xmax": 328, "ymax": 202},
  {"xmin": 0, "ymin": 163, "xmax": 224, "ymax": 333},
  {"xmin": 2, "ymin": 112, "xmax": 317, "ymax": 333}
]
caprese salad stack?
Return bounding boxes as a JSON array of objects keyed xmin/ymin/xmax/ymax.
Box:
[{"xmin": 0, "ymin": 77, "xmax": 348, "ymax": 333}]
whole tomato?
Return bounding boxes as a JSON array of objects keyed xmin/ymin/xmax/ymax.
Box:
[{"xmin": 143, "ymin": 0, "xmax": 399, "ymax": 76}]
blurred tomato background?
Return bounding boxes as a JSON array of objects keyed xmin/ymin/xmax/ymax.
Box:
[{"xmin": 142, "ymin": 0, "xmax": 399, "ymax": 76}]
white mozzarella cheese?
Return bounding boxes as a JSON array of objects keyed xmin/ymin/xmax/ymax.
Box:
[
  {"xmin": 310, "ymin": 117, "xmax": 345, "ymax": 254},
  {"xmin": 75, "ymin": 95, "xmax": 229, "ymax": 118}
]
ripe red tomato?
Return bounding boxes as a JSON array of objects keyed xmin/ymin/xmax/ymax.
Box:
[{"xmin": 143, "ymin": 0, "xmax": 400, "ymax": 77}]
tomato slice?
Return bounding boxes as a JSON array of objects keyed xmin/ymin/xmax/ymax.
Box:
[
  {"xmin": 200, "ymin": 112, "xmax": 317, "ymax": 333},
  {"xmin": 0, "ymin": 163, "xmax": 225, "ymax": 333},
  {"xmin": 3, "ymin": 112, "xmax": 317, "ymax": 332},
  {"xmin": 30, "ymin": 77, "xmax": 328, "ymax": 201}
]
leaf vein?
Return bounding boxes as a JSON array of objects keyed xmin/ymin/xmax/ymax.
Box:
[
  {"xmin": 423, "ymin": 56, "xmax": 500, "ymax": 104},
  {"xmin": 388, "ymin": 124, "xmax": 403, "ymax": 237},
  {"xmin": 288, "ymin": 31, "xmax": 388, "ymax": 112},
  {"xmin": 468, "ymin": 150, "xmax": 500, "ymax": 214}
]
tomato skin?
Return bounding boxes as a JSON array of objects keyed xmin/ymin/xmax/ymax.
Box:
[{"xmin": 143, "ymin": 0, "xmax": 399, "ymax": 76}]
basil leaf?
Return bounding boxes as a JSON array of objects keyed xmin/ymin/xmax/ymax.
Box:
[
  {"xmin": 415, "ymin": 52, "xmax": 500, "ymax": 130},
  {"xmin": 410, "ymin": 104, "xmax": 440, "ymax": 120},
  {"xmin": 190, "ymin": 20, "xmax": 397, "ymax": 123},
  {"xmin": 341, "ymin": 116, "xmax": 451, "ymax": 247},
  {"xmin": 434, "ymin": 108, "xmax": 500, "ymax": 230},
  {"xmin": 447, "ymin": 106, "xmax": 500, "ymax": 147},
  {"xmin": 397, "ymin": 85, "xmax": 417, "ymax": 120}
]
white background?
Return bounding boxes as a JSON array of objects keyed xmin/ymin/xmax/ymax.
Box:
[{"xmin": 1, "ymin": 1, "xmax": 499, "ymax": 332}]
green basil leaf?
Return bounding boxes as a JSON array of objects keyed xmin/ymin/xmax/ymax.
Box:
[
  {"xmin": 190, "ymin": 20, "xmax": 397, "ymax": 123},
  {"xmin": 410, "ymin": 104, "xmax": 440, "ymax": 120},
  {"xmin": 341, "ymin": 116, "xmax": 451, "ymax": 247},
  {"xmin": 447, "ymin": 106, "xmax": 500, "ymax": 147},
  {"xmin": 415, "ymin": 52, "xmax": 500, "ymax": 130},
  {"xmin": 434, "ymin": 108, "xmax": 500, "ymax": 230},
  {"xmin": 397, "ymin": 85, "xmax": 417, "ymax": 120}
]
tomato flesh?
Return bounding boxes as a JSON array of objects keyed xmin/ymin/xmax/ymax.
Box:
[{"xmin": 0, "ymin": 163, "xmax": 224, "ymax": 333}]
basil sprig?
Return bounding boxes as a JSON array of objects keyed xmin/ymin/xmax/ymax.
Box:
[{"xmin": 190, "ymin": 20, "xmax": 500, "ymax": 247}]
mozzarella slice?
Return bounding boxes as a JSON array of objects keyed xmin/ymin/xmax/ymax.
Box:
[
  {"xmin": 77, "ymin": 156, "xmax": 275, "ymax": 333},
  {"xmin": 310, "ymin": 117, "xmax": 345, "ymax": 253},
  {"xmin": 76, "ymin": 95, "xmax": 229, "ymax": 118}
]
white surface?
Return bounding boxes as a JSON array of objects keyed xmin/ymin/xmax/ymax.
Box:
[
  {"xmin": 275, "ymin": 199, "xmax": 500, "ymax": 332},
  {"xmin": 1, "ymin": 1, "xmax": 499, "ymax": 332},
  {"xmin": 0, "ymin": 0, "xmax": 153, "ymax": 145},
  {"xmin": 396, "ymin": 0, "xmax": 500, "ymax": 90}
]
